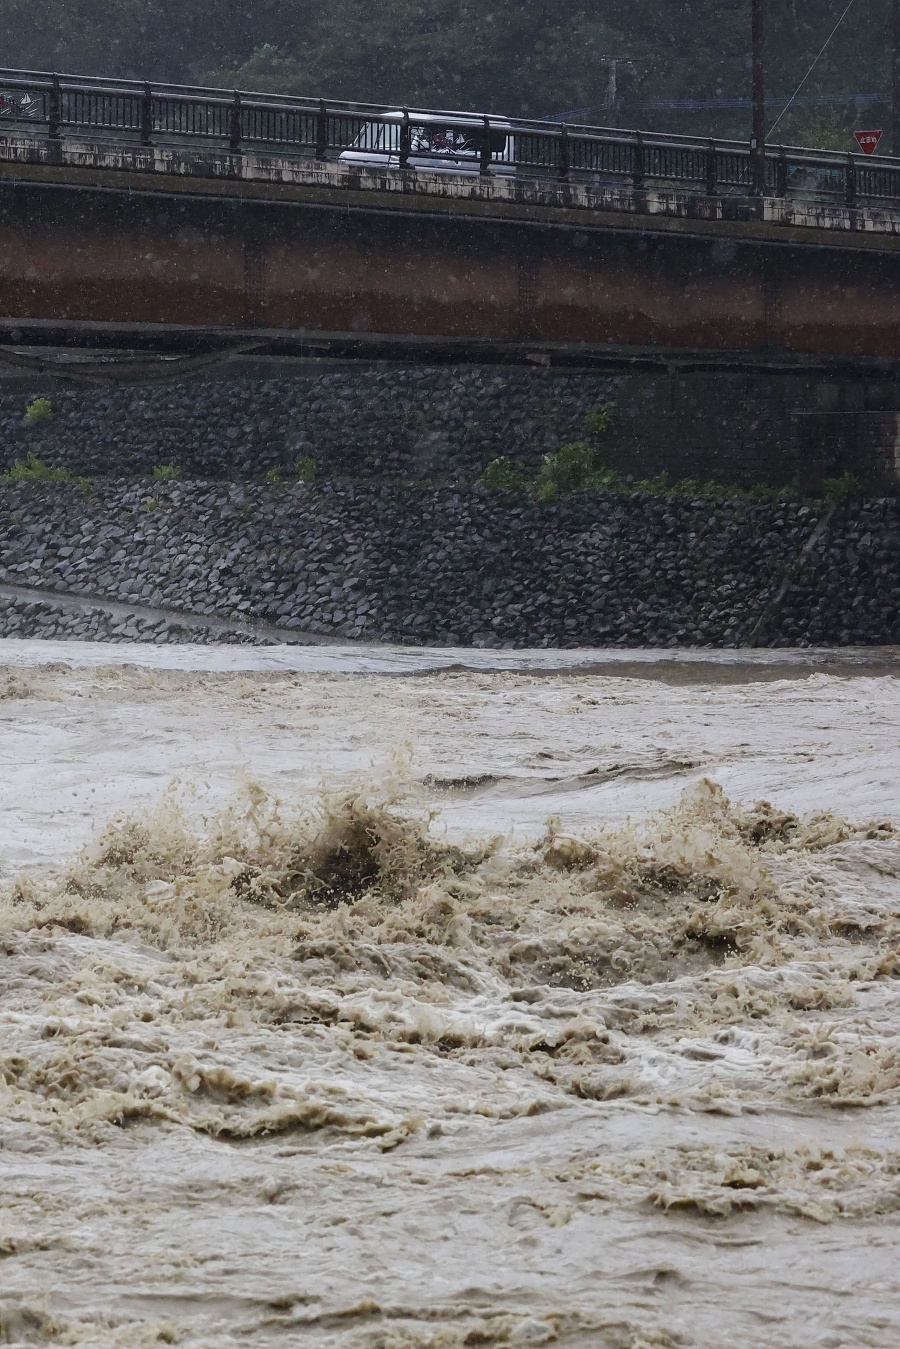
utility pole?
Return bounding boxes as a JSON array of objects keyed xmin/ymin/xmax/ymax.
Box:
[
  {"xmin": 893, "ymin": 0, "xmax": 900, "ymax": 155},
  {"xmin": 597, "ymin": 56, "xmax": 634, "ymax": 127},
  {"xmin": 750, "ymin": 0, "xmax": 766, "ymax": 195}
]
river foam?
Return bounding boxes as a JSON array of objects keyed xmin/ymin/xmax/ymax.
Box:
[{"xmin": 0, "ymin": 646, "xmax": 898, "ymax": 1346}]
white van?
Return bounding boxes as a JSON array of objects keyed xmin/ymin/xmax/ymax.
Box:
[{"xmin": 339, "ymin": 111, "xmax": 515, "ymax": 176}]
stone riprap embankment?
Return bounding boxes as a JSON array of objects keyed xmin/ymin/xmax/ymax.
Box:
[
  {"xmin": 0, "ymin": 480, "xmax": 896, "ymax": 647},
  {"xmin": 0, "ymin": 369, "xmax": 617, "ymax": 482},
  {"xmin": 0, "ymin": 592, "xmax": 259, "ymax": 645}
]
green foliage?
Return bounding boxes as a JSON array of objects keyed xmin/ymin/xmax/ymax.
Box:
[
  {"xmin": 2, "ymin": 0, "xmax": 895, "ymax": 147},
  {"xmin": 582, "ymin": 402, "xmax": 617, "ymax": 437},
  {"xmin": 535, "ymin": 440, "xmax": 597, "ymax": 502},
  {"xmin": 477, "ymin": 451, "xmax": 817, "ymax": 505},
  {"xmin": 821, "ymin": 471, "xmax": 860, "ymax": 502},
  {"xmin": 625, "ymin": 474, "xmax": 799, "ymax": 503},
  {"xmin": 202, "ymin": 4, "xmax": 629, "ymax": 118},
  {"xmin": 775, "ymin": 107, "xmax": 857, "ymax": 153},
  {"xmin": 477, "ymin": 456, "xmax": 527, "ymax": 492},
  {"xmin": 264, "ymin": 467, "xmax": 282, "ymax": 483},
  {"xmin": 475, "ymin": 397, "xmax": 826, "ymax": 504},
  {"xmin": 482, "ymin": 399, "xmax": 619, "ymax": 500},
  {"xmin": 295, "ymin": 455, "xmax": 317, "ymax": 483},
  {"xmin": 0, "ymin": 0, "xmax": 166, "ymax": 80},
  {"xmin": 152, "ymin": 462, "xmax": 180, "ymax": 480},
  {"xmin": 23, "ymin": 397, "xmax": 53, "ymax": 428},
  {"xmin": 3, "ymin": 451, "xmax": 88, "ymax": 487}
]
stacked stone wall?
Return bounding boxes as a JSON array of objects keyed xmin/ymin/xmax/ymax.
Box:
[
  {"xmin": 0, "ymin": 368, "xmax": 617, "ymax": 482},
  {"xmin": 0, "ymin": 479, "xmax": 895, "ymax": 648},
  {"xmin": 0, "ymin": 363, "xmax": 837, "ymax": 487}
]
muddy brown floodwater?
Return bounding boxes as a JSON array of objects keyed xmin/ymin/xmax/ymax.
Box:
[{"xmin": 0, "ymin": 642, "xmax": 898, "ymax": 1348}]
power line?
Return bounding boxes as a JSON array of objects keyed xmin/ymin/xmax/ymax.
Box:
[
  {"xmin": 643, "ymin": 90, "xmax": 883, "ymax": 112},
  {"xmin": 768, "ymin": 0, "xmax": 859, "ymax": 137}
]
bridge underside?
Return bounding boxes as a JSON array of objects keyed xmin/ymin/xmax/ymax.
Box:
[
  {"xmin": 4, "ymin": 321, "xmax": 900, "ymax": 381},
  {"xmin": 3, "ymin": 165, "xmax": 900, "ymax": 373}
]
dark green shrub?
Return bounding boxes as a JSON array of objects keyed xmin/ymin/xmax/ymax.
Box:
[
  {"xmin": 582, "ymin": 401, "xmax": 616, "ymax": 437},
  {"xmin": 4, "ymin": 452, "xmax": 88, "ymax": 487},
  {"xmin": 535, "ymin": 440, "xmax": 597, "ymax": 501},
  {"xmin": 477, "ymin": 456, "xmax": 528, "ymax": 492},
  {"xmin": 821, "ymin": 471, "xmax": 860, "ymax": 502},
  {"xmin": 23, "ymin": 397, "xmax": 52, "ymax": 428}
]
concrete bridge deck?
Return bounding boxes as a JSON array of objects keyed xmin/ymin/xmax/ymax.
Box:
[
  {"xmin": 6, "ymin": 124, "xmax": 900, "ymax": 242},
  {"xmin": 4, "ymin": 118, "xmax": 900, "ymax": 371}
]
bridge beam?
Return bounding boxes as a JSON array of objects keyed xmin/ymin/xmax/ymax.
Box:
[{"xmin": 2, "ymin": 166, "xmax": 900, "ymax": 365}]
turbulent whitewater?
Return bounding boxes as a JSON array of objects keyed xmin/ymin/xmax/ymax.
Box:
[{"xmin": 0, "ymin": 646, "xmax": 898, "ymax": 1347}]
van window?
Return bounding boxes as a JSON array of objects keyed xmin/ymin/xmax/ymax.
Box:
[
  {"xmin": 0, "ymin": 92, "xmax": 41, "ymax": 119},
  {"xmin": 411, "ymin": 126, "xmax": 507, "ymax": 156},
  {"xmin": 350, "ymin": 120, "xmax": 508, "ymax": 158},
  {"xmin": 351, "ymin": 122, "xmax": 399, "ymax": 152}
]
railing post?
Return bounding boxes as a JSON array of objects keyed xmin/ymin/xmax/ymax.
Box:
[
  {"xmin": 479, "ymin": 115, "xmax": 492, "ymax": 175},
  {"xmin": 48, "ymin": 74, "xmax": 61, "ymax": 140},
  {"xmin": 229, "ymin": 91, "xmax": 241, "ymax": 153},
  {"xmin": 399, "ymin": 109, "xmax": 411, "ymax": 169},
  {"xmin": 140, "ymin": 83, "xmax": 153, "ymax": 146},
  {"xmin": 775, "ymin": 146, "xmax": 788, "ymax": 198},
  {"xmin": 557, "ymin": 123, "xmax": 569, "ymax": 182},
  {"xmin": 705, "ymin": 139, "xmax": 717, "ymax": 196},
  {"xmin": 633, "ymin": 131, "xmax": 645, "ymax": 191},
  {"xmin": 315, "ymin": 100, "xmax": 328, "ymax": 161},
  {"xmin": 891, "ymin": 160, "xmax": 900, "ymax": 205},
  {"xmin": 845, "ymin": 153, "xmax": 858, "ymax": 209}
]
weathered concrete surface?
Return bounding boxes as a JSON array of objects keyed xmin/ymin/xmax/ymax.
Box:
[
  {"xmin": 3, "ymin": 135, "xmax": 900, "ymax": 365},
  {"xmin": 4, "ymin": 130, "xmax": 900, "ymax": 240}
]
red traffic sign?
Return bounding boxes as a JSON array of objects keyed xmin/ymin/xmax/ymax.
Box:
[{"xmin": 854, "ymin": 129, "xmax": 883, "ymax": 155}]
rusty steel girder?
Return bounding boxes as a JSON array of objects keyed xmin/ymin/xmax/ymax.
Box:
[{"xmin": 3, "ymin": 167, "xmax": 900, "ymax": 365}]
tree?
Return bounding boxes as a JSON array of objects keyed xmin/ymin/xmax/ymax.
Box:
[{"xmin": 0, "ymin": 0, "xmax": 894, "ymax": 144}]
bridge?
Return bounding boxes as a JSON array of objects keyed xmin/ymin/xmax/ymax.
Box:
[{"xmin": 4, "ymin": 67, "xmax": 900, "ymax": 375}]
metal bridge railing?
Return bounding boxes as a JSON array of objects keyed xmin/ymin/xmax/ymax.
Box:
[{"xmin": 2, "ymin": 66, "xmax": 900, "ymax": 207}]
